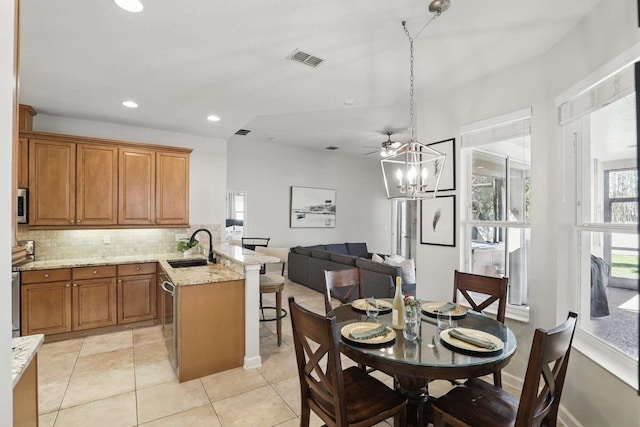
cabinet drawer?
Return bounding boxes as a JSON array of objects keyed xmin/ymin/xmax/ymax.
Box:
[
  {"xmin": 22, "ymin": 269, "xmax": 71, "ymax": 284},
  {"xmin": 73, "ymin": 265, "xmax": 117, "ymax": 280},
  {"xmin": 118, "ymin": 262, "xmax": 156, "ymax": 276}
]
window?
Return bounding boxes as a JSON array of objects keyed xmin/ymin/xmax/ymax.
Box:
[
  {"xmin": 559, "ymin": 59, "xmax": 638, "ymax": 388},
  {"xmin": 460, "ymin": 109, "xmax": 532, "ymax": 314}
]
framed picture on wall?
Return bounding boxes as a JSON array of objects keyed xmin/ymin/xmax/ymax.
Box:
[
  {"xmin": 290, "ymin": 186, "xmax": 336, "ymax": 228},
  {"xmin": 420, "ymin": 195, "xmax": 456, "ymax": 246},
  {"xmin": 422, "ymin": 138, "xmax": 456, "ymax": 192}
]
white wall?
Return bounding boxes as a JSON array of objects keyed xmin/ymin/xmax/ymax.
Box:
[
  {"xmin": 413, "ymin": 1, "xmax": 640, "ymax": 425},
  {"xmin": 1, "ymin": 0, "xmax": 15, "ymax": 421},
  {"xmin": 33, "ymin": 114, "xmax": 228, "ymax": 227},
  {"xmin": 227, "ymin": 138, "xmax": 392, "ymax": 253}
]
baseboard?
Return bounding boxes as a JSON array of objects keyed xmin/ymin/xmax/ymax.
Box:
[{"xmin": 502, "ymin": 371, "xmax": 583, "ymax": 427}]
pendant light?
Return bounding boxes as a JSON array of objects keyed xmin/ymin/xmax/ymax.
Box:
[{"xmin": 381, "ymin": 1, "xmax": 450, "ymax": 200}]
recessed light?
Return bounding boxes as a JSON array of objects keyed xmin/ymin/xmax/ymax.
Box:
[
  {"xmin": 114, "ymin": 0, "xmax": 144, "ymax": 13},
  {"xmin": 122, "ymin": 100, "xmax": 138, "ymax": 108},
  {"xmin": 206, "ymin": 115, "xmax": 221, "ymax": 122},
  {"xmin": 343, "ymin": 99, "xmax": 356, "ymax": 105}
]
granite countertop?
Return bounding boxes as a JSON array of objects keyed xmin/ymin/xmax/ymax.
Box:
[
  {"xmin": 12, "ymin": 334, "xmax": 44, "ymax": 387},
  {"xmin": 213, "ymin": 244, "xmax": 280, "ymax": 265},
  {"xmin": 14, "ymin": 253, "xmax": 185, "ymax": 271},
  {"xmin": 158, "ymin": 259, "xmax": 244, "ymax": 286}
]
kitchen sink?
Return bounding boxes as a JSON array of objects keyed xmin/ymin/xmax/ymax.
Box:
[{"xmin": 167, "ymin": 259, "xmax": 209, "ymax": 268}]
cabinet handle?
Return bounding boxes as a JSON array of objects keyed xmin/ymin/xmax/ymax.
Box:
[
  {"xmin": 78, "ymin": 220, "xmax": 82, "ymax": 223},
  {"xmin": 93, "ymin": 270, "xmax": 97, "ymax": 274},
  {"xmin": 136, "ymin": 267, "xmax": 140, "ymax": 271},
  {"xmin": 44, "ymin": 273, "xmax": 49, "ymax": 278},
  {"xmin": 73, "ymin": 283, "xmax": 77, "ymax": 287},
  {"xmin": 70, "ymin": 220, "xmax": 74, "ymax": 224},
  {"xmin": 65, "ymin": 283, "xmax": 70, "ymax": 287},
  {"xmin": 118, "ymin": 279, "xmax": 122, "ymax": 283}
]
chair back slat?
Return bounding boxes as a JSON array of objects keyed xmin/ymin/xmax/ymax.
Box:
[
  {"xmin": 289, "ymin": 297, "xmax": 348, "ymax": 424},
  {"xmin": 323, "ymin": 268, "xmax": 365, "ymax": 314},
  {"xmin": 516, "ymin": 312, "xmax": 578, "ymax": 426},
  {"xmin": 453, "ymin": 270, "xmax": 509, "ymax": 323}
]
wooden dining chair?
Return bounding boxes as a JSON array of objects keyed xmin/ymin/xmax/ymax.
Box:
[
  {"xmin": 432, "ymin": 312, "xmax": 578, "ymax": 427},
  {"xmin": 453, "ymin": 269, "xmax": 509, "ymax": 386},
  {"xmin": 288, "ymin": 297, "xmax": 407, "ymax": 427},
  {"xmin": 323, "ymin": 268, "xmax": 365, "ymax": 314}
]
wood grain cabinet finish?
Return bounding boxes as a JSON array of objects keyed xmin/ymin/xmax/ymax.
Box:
[
  {"xmin": 117, "ymin": 263, "xmax": 157, "ymax": 324},
  {"xmin": 156, "ymin": 151, "xmax": 189, "ymax": 225},
  {"xmin": 17, "ymin": 137, "xmax": 28, "ymax": 188},
  {"xmin": 21, "ymin": 268, "xmax": 73, "ymax": 336},
  {"xmin": 119, "ymin": 147, "xmax": 156, "ymax": 225},
  {"xmin": 71, "ymin": 265, "xmax": 118, "ymax": 330},
  {"xmin": 76, "ymin": 144, "xmax": 118, "ymax": 225},
  {"xmin": 28, "ymin": 139, "xmax": 76, "ymax": 226}
]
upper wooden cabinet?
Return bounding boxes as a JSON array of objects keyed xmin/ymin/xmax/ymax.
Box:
[
  {"xmin": 77, "ymin": 144, "xmax": 119, "ymax": 226},
  {"xmin": 119, "ymin": 147, "xmax": 156, "ymax": 225},
  {"xmin": 17, "ymin": 137, "xmax": 28, "ymax": 188},
  {"xmin": 156, "ymin": 151, "xmax": 190, "ymax": 225},
  {"xmin": 20, "ymin": 130, "xmax": 191, "ymax": 228},
  {"xmin": 28, "ymin": 139, "xmax": 76, "ymax": 226}
]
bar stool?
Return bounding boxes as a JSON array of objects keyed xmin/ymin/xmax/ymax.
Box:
[{"xmin": 254, "ymin": 246, "xmax": 289, "ymax": 346}]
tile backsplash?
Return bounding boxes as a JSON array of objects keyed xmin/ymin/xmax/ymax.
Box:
[{"xmin": 17, "ymin": 224, "xmax": 221, "ymax": 261}]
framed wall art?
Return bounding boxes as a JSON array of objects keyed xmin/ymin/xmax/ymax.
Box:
[
  {"xmin": 422, "ymin": 138, "xmax": 456, "ymax": 192},
  {"xmin": 420, "ymin": 195, "xmax": 456, "ymax": 246},
  {"xmin": 290, "ymin": 186, "xmax": 336, "ymax": 228}
]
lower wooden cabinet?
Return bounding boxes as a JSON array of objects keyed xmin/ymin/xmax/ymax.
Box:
[
  {"xmin": 117, "ymin": 263, "xmax": 157, "ymax": 324},
  {"xmin": 21, "ymin": 280, "xmax": 72, "ymax": 336},
  {"xmin": 72, "ymin": 277, "xmax": 117, "ymax": 330}
]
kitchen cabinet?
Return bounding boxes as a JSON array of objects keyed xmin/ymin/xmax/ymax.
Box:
[
  {"xmin": 28, "ymin": 139, "xmax": 76, "ymax": 226},
  {"xmin": 21, "ymin": 269, "xmax": 72, "ymax": 335},
  {"xmin": 117, "ymin": 263, "xmax": 157, "ymax": 323},
  {"xmin": 119, "ymin": 147, "xmax": 156, "ymax": 225},
  {"xmin": 72, "ymin": 266, "xmax": 117, "ymax": 330},
  {"xmin": 156, "ymin": 151, "xmax": 189, "ymax": 225},
  {"xmin": 76, "ymin": 143, "xmax": 118, "ymax": 225},
  {"xmin": 177, "ymin": 279, "xmax": 245, "ymax": 382},
  {"xmin": 17, "ymin": 137, "xmax": 28, "ymax": 188},
  {"xmin": 13, "ymin": 355, "xmax": 38, "ymax": 427}
]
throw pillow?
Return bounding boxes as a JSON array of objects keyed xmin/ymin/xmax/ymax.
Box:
[
  {"xmin": 371, "ymin": 253, "xmax": 384, "ymax": 263},
  {"xmin": 384, "ymin": 255, "xmax": 415, "ymax": 284}
]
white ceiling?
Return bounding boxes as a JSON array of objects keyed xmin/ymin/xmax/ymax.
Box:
[{"xmin": 19, "ymin": 0, "xmax": 601, "ymax": 156}]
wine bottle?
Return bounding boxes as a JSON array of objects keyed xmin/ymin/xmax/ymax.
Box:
[{"xmin": 391, "ymin": 276, "xmax": 404, "ymax": 329}]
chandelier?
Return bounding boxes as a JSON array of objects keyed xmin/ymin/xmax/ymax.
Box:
[{"xmin": 381, "ymin": 0, "xmax": 450, "ymax": 200}]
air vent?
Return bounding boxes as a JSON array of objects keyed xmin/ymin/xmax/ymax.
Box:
[
  {"xmin": 325, "ymin": 146, "xmax": 339, "ymax": 151},
  {"xmin": 288, "ymin": 49, "xmax": 324, "ymax": 68},
  {"xmin": 235, "ymin": 129, "xmax": 251, "ymax": 136}
]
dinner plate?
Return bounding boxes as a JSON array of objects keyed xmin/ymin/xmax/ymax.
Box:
[
  {"xmin": 439, "ymin": 327, "xmax": 504, "ymax": 356},
  {"xmin": 340, "ymin": 322, "xmax": 396, "ymax": 347},
  {"xmin": 351, "ymin": 299, "xmax": 393, "ymax": 314},
  {"xmin": 421, "ymin": 302, "xmax": 468, "ymax": 319}
]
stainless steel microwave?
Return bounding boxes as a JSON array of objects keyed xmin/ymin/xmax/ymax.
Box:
[{"xmin": 17, "ymin": 188, "xmax": 27, "ymax": 224}]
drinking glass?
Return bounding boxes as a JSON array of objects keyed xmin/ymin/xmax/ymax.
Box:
[
  {"xmin": 437, "ymin": 309, "xmax": 452, "ymax": 330},
  {"xmin": 365, "ymin": 297, "xmax": 379, "ymax": 319},
  {"xmin": 403, "ymin": 309, "xmax": 421, "ymax": 341}
]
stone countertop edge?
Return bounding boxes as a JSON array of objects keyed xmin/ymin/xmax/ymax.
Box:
[
  {"xmin": 12, "ymin": 334, "xmax": 44, "ymax": 387},
  {"xmin": 213, "ymin": 244, "xmax": 280, "ymax": 266}
]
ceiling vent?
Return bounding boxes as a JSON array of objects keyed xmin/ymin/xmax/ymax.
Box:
[
  {"xmin": 288, "ymin": 49, "xmax": 324, "ymax": 68},
  {"xmin": 234, "ymin": 129, "xmax": 251, "ymax": 136},
  {"xmin": 325, "ymin": 146, "xmax": 339, "ymax": 151}
]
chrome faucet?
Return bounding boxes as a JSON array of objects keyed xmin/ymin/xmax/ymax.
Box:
[{"xmin": 189, "ymin": 228, "xmax": 216, "ymax": 263}]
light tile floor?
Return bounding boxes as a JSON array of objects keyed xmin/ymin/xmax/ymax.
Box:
[{"xmin": 35, "ymin": 280, "xmax": 524, "ymax": 427}]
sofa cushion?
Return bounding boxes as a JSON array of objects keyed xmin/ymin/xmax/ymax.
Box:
[
  {"xmin": 311, "ymin": 250, "xmax": 332, "ymax": 260},
  {"xmin": 356, "ymin": 258, "xmax": 399, "ymax": 275},
  {"xmin": 329, "ymin": 252, "xmax": 358, "ymax": 266},
  {"xmin": 371, "ymin": 253, "xmax": 384, "ymax": 263},
  {"xmin": 346, "ymin": 242, "xmax": 369, "ymax": 258},
  {"xmin": 325, "ymin": 243, "xmax": 349, "ymax": 255},
  {"xmin": 292, "ymin": 245, "xmax": 325, "ymax": 256}
]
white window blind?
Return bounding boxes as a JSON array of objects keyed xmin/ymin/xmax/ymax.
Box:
[
  {"xmin": 460, "ymin": 107, "xmax": 532, "ymax": 148},
  {"xmin": 558, "ymin": 64, "xmax": 635, "ymax": 125}
]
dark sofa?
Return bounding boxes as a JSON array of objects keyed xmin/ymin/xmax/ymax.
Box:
[{"xmin": 288, "ymin": 242, "xmax": 415, "ymax": 298}]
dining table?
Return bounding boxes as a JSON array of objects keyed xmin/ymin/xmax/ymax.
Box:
[{"xmin": 329, "ymin": 301, "xmax": 518, "ymax": 427}]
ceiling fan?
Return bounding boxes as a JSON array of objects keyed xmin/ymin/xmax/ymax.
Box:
[{"xmin": 364, "ymin": 132, "xmax": 404, "ymax": 157}]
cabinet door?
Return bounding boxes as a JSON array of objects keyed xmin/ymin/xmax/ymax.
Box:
[
  {"xmin": 77, "ymin": 144, "xmax": 118, "ymax": 225},
  {"xmin": 72, "ymin": 277, "xmax": 117, "ymax": 330},
  {"xmin": 28, "ymin": 139, "xmax": 76, "ymax": 226},
  {"xmin": 21, "ymin": 281, "xmax": 72, "ymax": 335},
  {"xmin": 119, "ymin": 147, "xmax": 155, "ymax": 225},
  {"xmin": 17, "ymin": 137, "xmax": 28, "ymax": 188},
  {"xmin": 156, "ymin": 151, "xmax": 189, "ymax": 225},
  {"xmin": 118, "ymin": 274, "xmax": 157, "ymax": 324}
]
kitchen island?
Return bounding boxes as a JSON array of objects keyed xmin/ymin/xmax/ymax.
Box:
[{"xmin": 12, "ymin": 334, "xmax": 44, "ymax": 427}]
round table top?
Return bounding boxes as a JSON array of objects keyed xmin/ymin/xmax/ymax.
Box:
[{"xmin": 330, "ymin": 303, "xmax": 518, "ymax": 381}]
